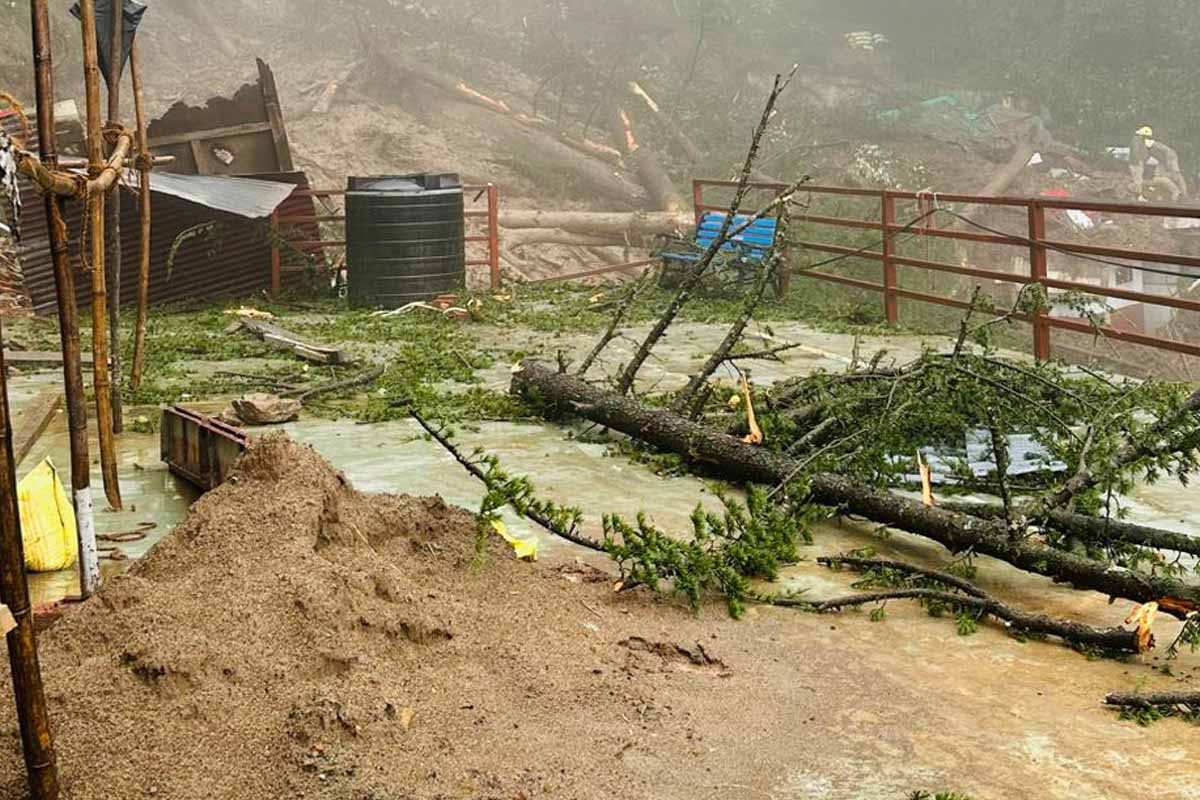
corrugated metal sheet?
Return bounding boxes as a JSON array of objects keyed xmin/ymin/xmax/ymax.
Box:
[
  {"xmin": 17, "ymin": 172, "xmax": 317, "ymax": 316},
  {"xmin": 120, "ymin": 171, "xmax": 298, "ymax": 219},
  {"xmin": 4, "ymin": 108, "xmax": 317, "ymax": 317}
]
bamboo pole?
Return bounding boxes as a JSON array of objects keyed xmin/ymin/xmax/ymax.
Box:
[
  {"xmin": 129, "ymin": 39, "xmax": 151, "ymax": 391},
  {"xmin": 104, "ymin": 0, "xmax": 124, "ymax": 433},
  {"xmin": 15, "ymin": 128, "xmax": 132, "ymax": 196},
  {"xmin": 31, "ymin": 0, "xmax": 99, "ymax": 596},
  {"xmin": 0, "ymin": 292, "xmax": 59, "ymax": 798},
  {"xmin": 79, "ymin": 0, "xmax": 122, "ymax": 510}
]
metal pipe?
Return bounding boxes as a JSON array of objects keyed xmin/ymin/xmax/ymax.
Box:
[
  {"xmin": 79, "ymin": 0, "xmax": 123, "ymax": 510},
  {"xmin": 31, "ymin": 0, "xmax": 98, "ymax": 598}
]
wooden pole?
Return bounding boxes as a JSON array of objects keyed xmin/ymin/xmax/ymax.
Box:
[
  {"xmin": 0, "ymin": 275, "xmax": 59, "ymax": 798},
  {"xmin": 104, "ymin": 0, "xmax": 124, "ymax": 432},
  {"xmin": 129, "ymin": 39, "xmax": 151, "ymax": 391},
  {"xmin": 31, "ymin": 0, "xmax": 99, "ymax": 596},
  {"xmin": 79, "ymin": 0, "xmax": 122, "ymax": 510}
]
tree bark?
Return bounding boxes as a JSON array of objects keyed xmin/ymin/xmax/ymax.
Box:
[
  {"xmin": 104, "ymin": 0, "xmax": 123, "ymax": 433},
  {"xmin": 129, "ymin": 41, "xmax": 152, "ymax": 392},
  {"xmin": 943, "ymin": 501, "xmax": 1200, "ymax": 558},
  {"xmin": 629, "ymin": 82, "xmax": 705, "ymax": 165},
  {"xmin": 500, "ymin": 210, "xmax": 691, "ymax": 236},
  {"xmin": 79, "ymin": 0, "xmax": 122, "ymax": 510},
  {"xmin": 1105, "ymin": 691, "xmax": 1200, "ymax": 709},
  {"xmin": 811, "ymin": 556, "xmax": 1141, "ymax": 653},
  {"xmin": 612, "ymin": 108, "xmax": 685, "ymax": 212},
  {"xmin": 31, "ymin": 0, "xmax": 99, "ymax": 598},
  {"xmin": 510, "ymin": 360, "xmax": 1200, "ymax": 613},
  {"xmin": 503, "ymin": 228, "xmax": 628, "ymax": 250}
]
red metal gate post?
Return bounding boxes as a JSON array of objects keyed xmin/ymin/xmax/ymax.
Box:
[
  {"xmin": 486, "ymin": 183, "xmax": 501, "ymax": 291},
  {"xmin": 269, "ymin": 209, "xmax": 281, "ymax": 296},
  {"xmin": 881, "ymin": 191, "xmax": 899, "ymax": 325},
  {"xmin": 692, "ymin": 180, "xmax": 705, "ymax": 226},
  {"xmin": 1027, "ymin": 202, "xmax": 1052, "ymax": 361}
]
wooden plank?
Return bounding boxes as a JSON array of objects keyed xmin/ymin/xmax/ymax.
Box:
[
  {"xmin": 237, "ymin": 319, "xmax": 350, "ymax": 365},
  {"xmin": 257, "ymin": 59, "xmax": 295, "ymax": 172},
  {"xmin": 4, "ymin": 350, "xmax": 98, "ymax": 366},
  {"xmin": 12, "ymin": 389, "xmax": 63, "ymax": 467},
  {"xmin": 147, "ymin": 120, "xmax": 273, "ymax": 149},
  {"xmin": 188, "ymin": 139, "xmax": 206, "ymax": 174},
  {"xmin": 0, "ymin": 603, "xmax": 14, "ymax": 636}
]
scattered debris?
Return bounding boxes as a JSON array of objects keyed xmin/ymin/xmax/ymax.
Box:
[
  {"xmin": 228, "ymin": 393, "xmax": 302, "ymax": 426},
  {"xmin": 232, "ymin": 318, "xmax": 351, "ymax": 365}
]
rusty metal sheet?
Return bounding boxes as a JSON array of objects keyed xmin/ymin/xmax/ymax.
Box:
[
  {"xmin": 12, "ymin": 167, "xmax": 316, "ymax": 316},
  {"xmin": 160, "ymin": 405, "xmax": 248, "ymax": 492}
]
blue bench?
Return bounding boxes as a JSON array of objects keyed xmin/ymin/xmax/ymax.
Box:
[{"xmin": 657, "ymin": 212, "xmax": 782, "ymax": 293}]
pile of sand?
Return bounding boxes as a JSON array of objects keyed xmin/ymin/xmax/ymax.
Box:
[{"xmin": 0, "ymin": 435, "xmax": 750, "ymax": 799}]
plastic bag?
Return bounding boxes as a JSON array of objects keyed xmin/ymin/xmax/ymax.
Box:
[{"xmin": 19, "ymin": 459, "xmax": 78, "ymax": 573}]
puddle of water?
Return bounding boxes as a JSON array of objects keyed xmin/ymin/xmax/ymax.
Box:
[{"xmin": 280, "ymin": 416, "xmax": 727, "ymax": 563}]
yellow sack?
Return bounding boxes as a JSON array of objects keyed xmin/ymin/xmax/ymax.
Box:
[{"xmin": 19, "ymin": 459, "xmax": 78, "ymax": 573}]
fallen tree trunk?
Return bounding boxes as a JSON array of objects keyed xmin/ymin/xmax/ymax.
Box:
[
  {"xmin": 503, "ymin": 228, "xmax": 629, "ymax": 249},
  {"xmin": 628, "ymin": 82, "xmax": 704, "ymax": 165},
  {"xmin": 499, "ymin": 210, "xmax": 692, "ymax": 237},
  {"xmin": 808, "ymin": 555, "xmax": 1141, "ymax": 653},
  {"xmin": 1105, "ymin": 691, "xmax": 1200, "ymax": 709},
  {"xmin": 943, "ymin": 501, "xmax": 1200, "ymax": 558},
  {"xmin": 510, "ymin": 360, "xmax": 1200, "ymax": 613},
  {"xmin": 613, "ymin": 108, "xmax": 686, "ymax": 212}
]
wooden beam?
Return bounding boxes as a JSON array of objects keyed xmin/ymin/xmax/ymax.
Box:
[
  {"xmin": 236, "ymin": 319, "xmax": 350, "ymax": 365},
  {"xmin": 257, "ymin": 59, "xmax": 295, "ymax": 171},
  {"xmin": 4, "ymin": 350, "xmax": 97, "ymax": 367},
  {"xmin": 12, "ymin": 389, "xmax": 63, "ymax": 467},
  {"xmin": 147, "ymin": 120, "xmax": 273, "ymax": 149}
]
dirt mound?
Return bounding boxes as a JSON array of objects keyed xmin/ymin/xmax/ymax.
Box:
[{"xmin": 0, "ymin": 434, "xmax": 753, "ymax": 800}]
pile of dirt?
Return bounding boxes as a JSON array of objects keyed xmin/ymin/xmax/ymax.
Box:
[{"xmin": 0, "ymin": 434, "xmax": 761, "ymax": 799}]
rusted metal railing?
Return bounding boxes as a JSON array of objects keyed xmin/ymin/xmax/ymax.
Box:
[
  {"xmin": 694, "ymin": 179, "xmax": 1200, "ymax": 362},
  {"xmin": 270, "ymin": 182, "xmax": 502, "ymax": 294}
]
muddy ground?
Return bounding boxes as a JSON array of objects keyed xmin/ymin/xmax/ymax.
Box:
[{"xmin": 1, "ymin": 434, "xmax": 1198, "ymax": 800}]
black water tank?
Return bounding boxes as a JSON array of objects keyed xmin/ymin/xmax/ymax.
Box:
[{"xmin": 345, "ymin": 174, "xmax": 465, "ymax": 308}]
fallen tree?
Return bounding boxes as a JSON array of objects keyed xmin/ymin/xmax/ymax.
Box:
[
  {"xmin": 613, "ymin": 107, "xmax": 686, "ymax": 212},
  {"xmin": 510, "ymin": 360, "xmax": 1200, "ymax": 614},
  {"xmin": 499, "ymin": 210, "xmax": 692, "ymax": 237},
  {"xmin": 1105, "ymin": 691, "xmax": 1200, "ymax": 710}
]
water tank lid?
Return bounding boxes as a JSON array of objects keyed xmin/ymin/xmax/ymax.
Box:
[{"xmin": 347, "ymin": 173, "xmax": 463, "ymax": 195}]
